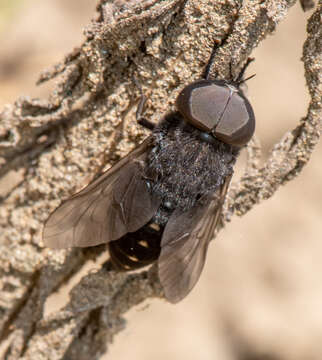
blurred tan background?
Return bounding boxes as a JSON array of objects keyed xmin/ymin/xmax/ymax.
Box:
[{"xmin": 0, "ymin": 1, "xmax": 321, "ymax": 359}]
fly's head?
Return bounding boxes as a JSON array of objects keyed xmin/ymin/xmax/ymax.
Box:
[{"xmin": 175, "ymin": 59, "xmax": 255, "ymax": 147}]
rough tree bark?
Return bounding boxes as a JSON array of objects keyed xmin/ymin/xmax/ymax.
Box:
[{"xmin": 0, "ymin": 0, "xmax": 320, "ymax": 359}]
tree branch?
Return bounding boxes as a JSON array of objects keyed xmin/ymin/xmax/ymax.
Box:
[{"xmin": 0, "ymin": 0, "xmax": 320, "ymax": 359}]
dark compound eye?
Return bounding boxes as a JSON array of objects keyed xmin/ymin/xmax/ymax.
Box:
[
  {"xmin": 214, "ymin": 86, "xmax": 255, "ymax": 146},
  {"xmin": 176, "ymin": 79, "xmax": 255, "ymax": 147},
  {"xmin": 176, "ymin": 80, "xmax": 226, "ymax": 132}
]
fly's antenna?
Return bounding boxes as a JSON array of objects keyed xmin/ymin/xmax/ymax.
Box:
[
  {"xmin": 202, "ymin": 37, "xmax": 255, "ymax": 85},
  {"xmin": 235, "ymin": 57, "xmax": 256, "ymax": 85}
]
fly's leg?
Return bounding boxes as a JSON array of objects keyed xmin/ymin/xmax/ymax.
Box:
[
  {"xmin": 134, "ymin": 78, "xmax": 155, "ymax": 131},
  {"xmin": 203, "ymin": 39, "xmax": 221, "ymax": 80},
  {"xmin": 136, "ymin": 95, "xmax": 155, "ymax": 130}
]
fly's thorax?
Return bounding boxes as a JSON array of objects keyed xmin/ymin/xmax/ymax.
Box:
[{"xmin": 145, "ymin": 114, "xmax": 236, "ymax": 212}]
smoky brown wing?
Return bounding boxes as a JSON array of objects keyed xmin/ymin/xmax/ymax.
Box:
[
  {"xmin": 158, "ymin": 175, "xmax": 231, "ymax": 303},
  {"xmin": 43, "ymin": 137, "xmax": 161, "ymax": 249}
]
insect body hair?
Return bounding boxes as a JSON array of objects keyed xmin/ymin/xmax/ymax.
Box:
[{"xmin": 146, "ymin": 112, "xmax": 238, "ymax": 215}]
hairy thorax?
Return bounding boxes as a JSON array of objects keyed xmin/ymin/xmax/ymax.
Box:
[{"xmin": 145, "ymin": 112, "xmax": 238, "ymax": 215}]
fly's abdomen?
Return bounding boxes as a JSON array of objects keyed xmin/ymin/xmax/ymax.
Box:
[{"xmin": 108, "ymin": 222, "xmax": 163, "ymax": 271}]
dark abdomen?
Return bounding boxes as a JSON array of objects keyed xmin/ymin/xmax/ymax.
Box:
[{"xmin": 108, "ymin": 221, "xmax": 164, "ymax": 271}]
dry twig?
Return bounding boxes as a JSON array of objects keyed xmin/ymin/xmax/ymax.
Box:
[{"xmin": 0, "ymin": 0, "xmax": 320, "ymax": 359}]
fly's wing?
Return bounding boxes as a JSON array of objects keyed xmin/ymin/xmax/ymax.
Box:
[
  {"xmin": 158, "ymin": 175, "xmax": 231, "ymax": 303},
  {"xmin": 43, "ymin": 137, "xmax": 161, "ymax": 248}
]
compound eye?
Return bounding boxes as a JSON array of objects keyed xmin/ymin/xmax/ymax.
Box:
[
  {"xmin": 213, "ymin": 92, "xmax": 255, "ymax": 147},
  {"xmin": 176, "ymin": 80, "xmax": 230, "ymax": 132}
]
